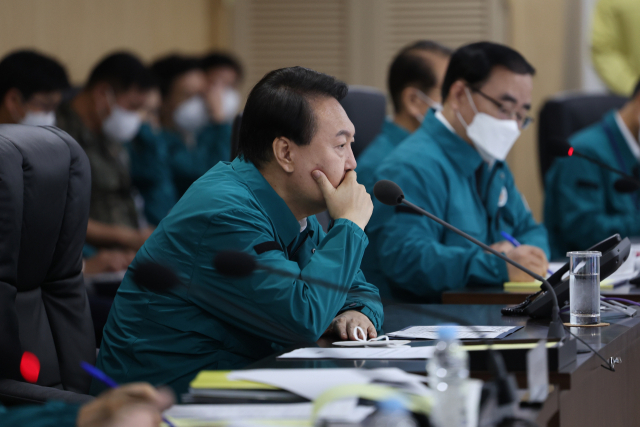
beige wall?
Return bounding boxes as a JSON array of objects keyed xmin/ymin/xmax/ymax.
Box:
[
  {"xmin": 506, "ymin": 0, "xmax": 569, "ymax": 221},
  {"xmin": 0, "ymin": 0, "xmax": 225, "ymax": 85}
]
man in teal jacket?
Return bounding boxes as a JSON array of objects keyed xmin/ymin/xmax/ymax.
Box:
[
  {"xmin": 357, "ymin": 40, "xmax": 451, "ymax": 193},
  {"xmin": 94, "ymin": 67, "xmax": 383, "ymax": 398},
  {"xmin": 544, "ymin": 81, "xmax": 640, "ymax": 259},
  {"xmin": 152, "ymin": 55, "xmax": 232, "ymax": 197},
  {"xmin": 363, "ymin": 42, "xmax": 550, "ymax": 302}
]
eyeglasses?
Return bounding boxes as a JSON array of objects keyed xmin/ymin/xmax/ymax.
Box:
[{"xmin": 470, "ymin": 87, "xmax": 534, "ymax": 130}]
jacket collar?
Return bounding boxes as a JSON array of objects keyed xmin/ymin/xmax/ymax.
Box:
[
  {"xmin": 421, "ymin": 109, "xmax": 488, "ymax": 177},
  {"xmin": 231, "ymin": 157, "xmax": 301, "ymax": 246}
]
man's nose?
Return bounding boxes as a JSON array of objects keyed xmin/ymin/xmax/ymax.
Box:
[{"xmin": 346, "ymin": 143, "xmax": 357, "ymax": 171}]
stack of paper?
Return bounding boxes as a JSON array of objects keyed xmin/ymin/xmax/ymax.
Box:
[
  {"xmin": 387, "ymin": 325, "xmax": 522, "ymax": 340},
  {"xmin": 277, "ymin": 346, "xmax": 436, "ymax": 360}
]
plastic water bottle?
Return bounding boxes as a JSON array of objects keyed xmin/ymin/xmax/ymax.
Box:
[
  {"xmin": 426, "ymin": 324, "xmax": 469, "ymax": 427},
  {"xmin": 367, "ymin": 398, "xmax": 417, "ymax": 427}
]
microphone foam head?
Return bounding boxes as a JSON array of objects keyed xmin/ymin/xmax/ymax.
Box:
[
  {"xmin": 133, "ymin": 262, "xmax": 181, "ymax": 293},
  {"xmin": 214, "ymin": 251, "xmax": 257, "ymax": 277},
  {"xmin": 614, "ymin": 178, "xmax": 640, "ymax": 193},
  {"xmin": 373, "ymin": 180, "xmax": 405, "ymax": 206}
]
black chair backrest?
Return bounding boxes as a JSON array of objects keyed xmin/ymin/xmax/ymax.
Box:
[
  {"xmin": 230, "ymin": 112, "xmax": 242, "ymax": 160},
  {"xmin": 0, "ymin": 125, "xmax": 95, "ymax": 395},
  {"xmin": 538, "ymin": 93, "xmax": 627, "ymax": 183},
  {"xmin": 339, "ymin": 85, "xmax": 387, "ymax": 159}
]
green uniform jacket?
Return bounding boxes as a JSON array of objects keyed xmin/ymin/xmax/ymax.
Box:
[
  {"xmin": 0, "ymin": 402, "xmax": 80, "ymax": 427},
  {"xmin": 127, "ymin": 124, "xmax": 178, "ymax": 226},
  {"xmin": 362, "ymin": 110, "xmax": 550, "ymax": 302},
  {"xmin": 162, "ymin": 122, "xmax": 232, "ymax": 197},
  {"xmin": 544, "ymin": 110, "xmax": 640, "ymax": 259},
  {"xmin": 93, "ymin": 158, "xmax": 383, "ymax": 398},
  {"xmin": 356, "ymin": 119, "xmax": 410, "ymax": 194}
]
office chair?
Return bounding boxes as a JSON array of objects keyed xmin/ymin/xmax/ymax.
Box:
[
  {"xmin": 0, "ymin": 125, "xmax": 95, "ymax": 405},
  {"xmin": 538, "ymin": 92, "xmax": 627, "ymax": 185},
  {"xmin": 339, "ymin": 85, "xmax": 387, "ymax": 159}
]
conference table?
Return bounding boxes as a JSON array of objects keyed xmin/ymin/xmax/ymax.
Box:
[
  {"xmin": 246, "ymin": 303, "xmax": 640, "ymax": 427},
  {"xmin": 442, "ymin": 283, "xmax": 640, "ymax": 305}
]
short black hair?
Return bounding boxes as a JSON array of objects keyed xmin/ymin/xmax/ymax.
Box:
[
  {"xmin": 388, "ymin": 40, "xmax": 452, "ymax": 113},
  {"xmin": 0, "ymin": 50, "xmax": 69, "ymax": 101},
  {"xmin": 86, "ymin": 51, "xmax": 152, "ymax": 93},
  {"xmin": 201, "ymin": 52, "xmax": 243, "ymax": 81},
  {"xmin": 442, "ymin": 42, "xmax": 535, "ymax": 101},
  {"xmin": 632, "ymin": 78, "xmax": 640, "ymax": 98},
  {"xmin": 151, "ymin": 54, "xmax": 203, "ymax": 98},
  {"xmin": 238, "ymin": 66, "xmax": 348, "ymax": 168}
]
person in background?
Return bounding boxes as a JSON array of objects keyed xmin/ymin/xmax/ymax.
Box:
[
  {"xmin": 357, "ymin": 40, "xmax": 452, "ymax": 193},
  {"xmin": 93, "ymin": 66, "xmax": 383, "ymax": 399},
  {"xmin": 56, "ymin": 52, "xmax": 154, "ymax": 274},
  {"xmin": 152, "ymin": 54, "xmax": 232, "ymax": 197},
  {"xmin": 0, "ymin": 50, "xmax": 69, "ymax": 126},
  {"xmin": 127, "ymin": 82, "xmax": 177, "ymax": 226},
  {"xmin": 545, "ymin": 79, "xmax": 640, "ymax": 259},
  {"xmin": 591, "ymin": 0, "xmax": 640, "ymax": 96},
  {"xmin": 362, "ymin": 42, "xmax": 550, "ymax": 303},
  {"xmin": 201, "ymin": 51, "xmax": 243, "ymax": 124},
  {"xmin": 2, "ymin": 382, "xmax": 174, "ymax": 427}
]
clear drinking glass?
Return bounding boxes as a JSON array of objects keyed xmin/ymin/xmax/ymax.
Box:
[{"xmin": 567, "ymin": 251, "xmax": 601, "ymax": 325}]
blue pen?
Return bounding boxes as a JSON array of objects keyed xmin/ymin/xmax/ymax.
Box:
[
  {"xmin": 500, "ymin": 231, "xmax": 553, "ymax": 276},
  {"xmin": 81, "ymin": 362, "xmax": 175, "ymax": 427}
]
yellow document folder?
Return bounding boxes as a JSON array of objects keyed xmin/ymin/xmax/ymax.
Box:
[
  {"xmin": 504, "ymin": 280, "xmax": 614, "ymax": 293},
  {"xmin": 190, "ymin": 370, "xmax": 279, "ymax": 390}
]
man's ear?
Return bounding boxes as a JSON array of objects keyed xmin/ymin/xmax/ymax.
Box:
[
  {"xmin": 401, "ymin": 87, "xmax": 422, "ymax": 118},
  {"xmin": 4, "ymin": 88, "xmax": 25, "ymax": 122},
  {"xmin": 447, "ymin": 80, "xmax": 467, "ymax": 111},
  {"xmin": 272, "ymin": 136, "xmax": 295, "ymax": 173}
]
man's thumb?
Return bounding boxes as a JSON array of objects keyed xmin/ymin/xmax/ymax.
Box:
[{"xmin": 312, "ymin": 170, "xmax": 333, "ymax": 196}]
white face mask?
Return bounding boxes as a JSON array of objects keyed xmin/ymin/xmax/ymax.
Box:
[
  {"xmin": 456, "ymin": 87, "xmax": 520, "ymax": 164},
  {"xmin": 221, "ymin": 88, "xmax": 241, "ymax": 123},
  {"xmin": 173, "ymin": 95, "xmax": 209, "ymax": 133},
  {"xmin": 21, "ymin": 111, "xmax": 56, "ymax": 127},
  {"xmin": 102, "ymin": 104, "xmax": 142, "ymax": 143}
]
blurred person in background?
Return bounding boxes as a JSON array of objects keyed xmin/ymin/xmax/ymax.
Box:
[
  {"xmin": 201, "ymin": 51, "xmax": 243, "ymax": 124},
  {"xmin": 356, "ymin": 40, "xmax": 452, "ymax": 193},
  {"xmin": 126, "ymin": 81, "xmax": 177, "ymax": 226},
  {"xmin": 56, "ymin": 52, "xmax": 155, "ymax": 274},
  {"xmin": 0, "ymin": 50, "xmax": 69, "ymax": 126},
  {"xmin": 591, "ymin": 0, "xmax": 640, "ymax": 95},
  {"xmin": 545, "ymin": 79, "xmax": 640, "ymax": 258},
  {"xmin": 152, "ymin": 54, "xmax": 233, "ymax": 197}
]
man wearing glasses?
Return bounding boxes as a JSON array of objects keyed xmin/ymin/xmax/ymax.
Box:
[{"xmin": 362, "ymin": 42, "xmax": 550, "ymax": 302}]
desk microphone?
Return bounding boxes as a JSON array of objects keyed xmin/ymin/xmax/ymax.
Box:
[
  {"xmin": 373, "ymin": 179, "xmax": 565, "ymax": 340},
  {"xmin": 551, "ymin": 138, "xmax": 640, "ymax": 193}
]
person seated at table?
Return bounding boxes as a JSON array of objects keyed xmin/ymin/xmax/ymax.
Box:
[
  {"xmin": 0, "ymin": 50, "xmax": 69, "ymax": 126},
  {"xmin": 2, "ymin": 382, "xmax": 174, "ymax": 427},
  {"xmin": 201, "ymin": 51, "xmax": 243, "ymax": 124},
  {"xmin": 126, "ymin": 83, "xmax": 177, "ymax": 226},
  {"xmin": 93, "ymin": 66, "xmax": 384, "ymax": 398},
  {"xmin": 544, "ymin": 79, "xmax": 640, "ymax": 259},
  {"xmin": 357, "ymin": 40, "xmax": 451, "ymax": 193},
  {"xmin": 152, "ymin": 54, "xmax": 232, "ymax": 197},
  {"xmin": 362, "ymin": 42, "xmax": 550, "ymax": 302},
  {"xmin": 56, "ymin": 52, "xmax": 155, "ymax": 274}
]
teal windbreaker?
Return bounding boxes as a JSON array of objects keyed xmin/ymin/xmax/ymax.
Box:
[
  {"xmin": 362, "ymin": 110, "xmax": 549, "ymax": 302},
  {"xmin": 93, "ymin": 158, "xmax": 384, "ymax": 398},
  {"xmin": 162, "ymin": 122, "xmax": 232, "ymax": 197},
  {"xmin": 544, "ymin": 110, "xmax": 640, "ymax": 259},
  {"xmin": 356, "ymin": 119, "xmax": 410, "ymax": 194}
]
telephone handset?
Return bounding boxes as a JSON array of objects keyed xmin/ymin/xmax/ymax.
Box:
[{"xmin": 502, "ymin": 234, "xmax": 631, "ymax": 318}]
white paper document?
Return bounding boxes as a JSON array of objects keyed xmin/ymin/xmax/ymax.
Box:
[
  {"xmin": 278, "ymin": 346, "xmax": 435, "ymax": 360},
  {"xmin": 228, "ymin": 368, "xmax": 431, "ymax": 400},
  {"xmin": 387, "ymin": 325, "xmax": 521, "ymax": 340}
]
